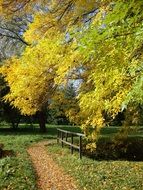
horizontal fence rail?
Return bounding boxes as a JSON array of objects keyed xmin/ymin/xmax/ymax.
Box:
[{"xmin": 57, "ymin": 128, "xmax": 85, "ymax": 159}]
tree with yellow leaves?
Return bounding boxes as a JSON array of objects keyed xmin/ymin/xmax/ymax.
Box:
[{"xmin": 1, "ymin": 0, "xmax": 143, "ymax": 146}]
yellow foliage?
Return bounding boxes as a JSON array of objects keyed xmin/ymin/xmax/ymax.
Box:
[
  {"xmin": 1, "ymin": 37, "xmax": 61, "ymax": 115},
  {"xmin": 1, "ymin": 0, "xmax": 143, "ymax": 147}
]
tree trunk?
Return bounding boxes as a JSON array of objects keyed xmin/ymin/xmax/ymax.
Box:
[
  {"xmin": 11, "ymin": 117, "xmax": 21, "ymax": 130},
  {"xmin": 0, "ymin": 144, "xmax": 4, "ymax": 158},
  {"xmin": 37, "ymin": 110, "xmax": 47, "ymax": 132}
]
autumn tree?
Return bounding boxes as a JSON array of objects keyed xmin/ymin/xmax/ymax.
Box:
[
  {"xmin": 0, "ymin": 6, "xmax": 31, "ymax": 128},
  {"xmin": 0, "ymin": 35, "xmax": 62, "ymax": 131},
  {"xmin": 50, "ymin": 82, "xmax": 80, "ymax": 125},
  {"xmin": 0, "ymin": 74, "xmax": 21, "ymax": 128},
  {"xmin": 1, "ymin": 0, "xmax": 143, "ymax": 146}
]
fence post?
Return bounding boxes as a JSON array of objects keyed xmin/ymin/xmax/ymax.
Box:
[
  {"xmin": 57, "ymin": 129, "xmax": 84, "ymax": 159},
  {"xmin": 57, "ymin": 130, "xmax": 59, "ymax": 144},
  {"xmin": 79, "ymin": 136, "xmax": 82, "ymax": 159},
  {"xmin": 71, "ymin": 134, "xmax": 73, "ymax": 154},
  {"xmin": 61, "ymin": 132, "xmax": 64, "ymax": 148},
  {"xmin": 66, "ymin": 132, "xmax": 68, "ymax": 142}
]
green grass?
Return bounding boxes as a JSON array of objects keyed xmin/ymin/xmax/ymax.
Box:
[
  {"xmin": 0, "ymin": 124, "xmax": 59, "ymax": 190},
  {"xmin": 47, "ymin": 143, "xmax": 143, "ymax": 190},
  {"xmin": 0, "ymin": 124, "xmax": 143, "ymax": 190},
  {"xmin": 0, "ymin": 124, "xmax": 81, "ymax": 190},
  {"xmin": 0, "ymin": 134, "xmax": 44, "ymax": 190}
]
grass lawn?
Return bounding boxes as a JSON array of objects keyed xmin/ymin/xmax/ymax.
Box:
[
  {"xmin": 47, "ymin": 143, "xmax": 143, "ymax": 190},
  {"xmin": 0, "ymin": 124, "xmax": 143, "ymax": 190},
  {"xmin": 0, "ymin": 124, "xmax": 80, "ymax": 190},
  {"xmin": 47, "ymin": 125, "xmax": 143, "ymax": 190},
  {"xmin": 0, "ymin": 124, "xmax": 57, "ymax": 190}
]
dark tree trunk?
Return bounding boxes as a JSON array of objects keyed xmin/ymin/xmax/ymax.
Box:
[
  {"xmin": 0, "ymin": 144, "xmax": 4, "ymax": 158},
  {"xmin": 11, "ymin": 117, "xmax": 21, "ymax": 130},
  {"xmin": 37, "ymin": 110, "xmax": 47, "ymax": 132}
]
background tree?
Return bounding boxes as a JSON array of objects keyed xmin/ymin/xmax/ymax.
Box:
[
  {"xmin": 0, "ymin": 36, "xmax": 61, "ymax": 132},
  {"xmin": 1, "ymin": 0, "xmax": 143, "ymax": 147},
  {"xmin": 50, "ymin": 82, "xmax": 79, "ymax": 125},
  {"xmin": 0, "ymin": 74, "xmax": 21, "ymax": 129}
]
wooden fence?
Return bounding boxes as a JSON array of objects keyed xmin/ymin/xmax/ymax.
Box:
[{"xmin": 57, "ymin": 128, "xmax": 85, "ymax": 159}]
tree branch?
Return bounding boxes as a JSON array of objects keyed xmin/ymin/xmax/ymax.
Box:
[
  {"xmin": 4, "ymin": 0, "xmax": 31, "ymax": 13},
  {"xmin": 58, "ymin": 1, "xmax": 73, "ymax": 21},
  {"xmin": 0, "ymin": 33, "xmax": 30, "ymax": 46}
]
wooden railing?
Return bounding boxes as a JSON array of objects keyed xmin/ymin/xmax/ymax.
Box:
[{"xmin": 57, "ymin": 128, "xmax": 85, "ymax": 159}]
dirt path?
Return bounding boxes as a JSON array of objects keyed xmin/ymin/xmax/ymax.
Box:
[{"xmin": 27, "ymin": 141, "xmax": 78, "ymax": 190}]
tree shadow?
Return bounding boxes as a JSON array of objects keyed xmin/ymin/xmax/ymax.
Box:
[
  {"xmin": 83, "ymin": 138, "xmax": 143, "ymax": 162},
  {"xmin": 0, "ymin": 125, "xmax": 81, "ymax": 136}
]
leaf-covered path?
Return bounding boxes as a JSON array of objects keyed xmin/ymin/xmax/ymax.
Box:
[{"xmin": 27, "ymin": 141, "xmax": 78, "ymax": 190}]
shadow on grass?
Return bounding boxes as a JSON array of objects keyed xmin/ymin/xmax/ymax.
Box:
[
  {"xmin": 0, "ymin": 125, "xmax": 81, "ymax": 137},
  {"xmin": 82, "ymin": 137, "xmax": 143, "ymax": 162},
  {"xmin": 1, "ymin": 125, "xmax": 143, "ymax": 162}
]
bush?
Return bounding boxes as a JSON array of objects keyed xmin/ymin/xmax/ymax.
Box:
[{"xmin": 84, "ymin": 138, "xmax": 143, "ymax": 161}]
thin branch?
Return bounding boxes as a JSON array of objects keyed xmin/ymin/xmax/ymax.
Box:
[
  {"xmin": 112, "ymin": 31, "xmax": 137, "ymax": 38},
  {"xmin": 58, "ymin": 1, "xmax": 73, "ymax": 21},
  {"xmin": 82, "ymin": 8, "xmax": 98, "ymax": 17},
  {"xmin": 9, "ymin": 0, "xmax": 31, "ymax": 13},
  {"xmin": 0, "ymin": 33, "xmax": 29, "ymax": 46},
  {"xmin": 0, "ymin": 26, "xmax": 30, "ymax": 45}
]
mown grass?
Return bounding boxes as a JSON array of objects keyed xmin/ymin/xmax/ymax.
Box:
[
  {"xmin": 0, "ymin": 124, "xmax": 143, "ymax": 190},
  {"xmin": 0, "ymin": 124, "xmax": 81, "ymax": 190},
  {"xmin": 47, "ymin": 143, "xmax": 143, "ymax": 190},
  {"xmin": 0, "ymin": 124, "xmax": 58, "ymax": 190},
  {"xmin": 47, "ymin": 125, "xmax": 143, "ymax": 190},
  {"xmin": 0, "ymin": 134, "xmax": 44, "ymax": 190}
]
